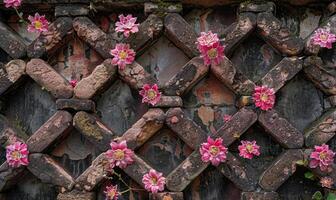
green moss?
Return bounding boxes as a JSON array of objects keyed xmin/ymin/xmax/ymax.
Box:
[{"xmin": 76, "ymin": 112, "xmax": 103, "ymax": 141}]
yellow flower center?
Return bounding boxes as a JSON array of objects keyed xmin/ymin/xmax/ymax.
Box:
[
  {"xmin": 151, "ymin": 177, "xmax": 158, "ymax": 185},
  {"xmin": 119, "ymin": 51, "xmax": 128, "ymax": 60},
  {"xmin": 147, "ymin": 90, "xmax": 157, "ymax": 100},
  {"xmin": 34, "ymin": 21, "xmax": 42, "ymax": 29},
  {"xmin": 260, "ymin": 93, "xmax": 269, "ymax": 102},
  {"xmin": 108, "ymin": 190, "xmax": 116, "ymax": 198},
  {"xmin": 320, "ymin": 152, "xmax": 327, "ymax": 160},
  {"xmin": 113, "ymin": 149, "xmax": 125, "ymax": 160},
  {"xmin": 320, "ymin": 34, "xmax": 328, "ymax": 42},
  {"xmin": 210, "ymin": 146, "xmax": 219, "ymax": 156},
  {"xmin": 246, "ymin": 144, "xmax": 253, "ymax": 153},
  {"xmin": 11, "ymin": 151, "xmax": 21, "ymax": 159},
  {"xmin": 207, "ymin": 48, "xmax": 217, "ymax": 58}
]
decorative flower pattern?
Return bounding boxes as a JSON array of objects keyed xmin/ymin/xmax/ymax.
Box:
[
  {"xmin": 6, "ymin": 141, "xmax": 29, "ymax": 168},
  {"xmin": 110, "ymin": 43, "xmax": 136, "ymax": 70},
  {"xmin": 139, "ymin": 84, "xmax": 161, "ymax": 106},
  {"xmin": 200, "ymin": 137, "xmax": 228, "ymax": 166},
  {"xmin": 238, "ymin": 140, "xmax": 260, "ymax": 159},
  {"xmin": 311, "ymin": 28, "xmax": 336, "ymax": 49},
  {"xmin": 309, "ymin": 144, "xmax": 335, "ymax": 172},
  {"xmin": 4, "ymin": 0, "xmax": 21, "ymax": 8},
  {"xmin": 106, "ymin": 140, "xmax": 134, "ymax": 169},
  {"xmin": 142, "ymin": 169, "xmax": 166, "ymax": 194},
  {"xmin": 253, "ymin": 86, "xmax": 275, "ymax": 111},
  {"xmin": 104, "ymin": 185, "xmax": 119, "ymax": 200},
  {"xmin": 27, "ymin": 13, "xmax": 49, "ymax": 33},
  {"xmin": 115, "ymin": 14, "xmax": 139, "ymax": 38}
]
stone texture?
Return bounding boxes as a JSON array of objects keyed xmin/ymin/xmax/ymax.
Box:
[
  {"xmin": 0, "ymin": 21, "xmax": 26, "ymax": 58},
  {"xmin": 211, "ymin": 56, "xmax": 256, "ymax": 95},
  {"xmin": 26, "ymin": 58, "xmax": 74, "ymax": 99},
  {"xmin": 258, "ymin": 110, "xmax": 304, "ymax": 148},
  {"xmin": 118, "ymin": 61, "xmax": 156, "ymax": 89},
  {"xmin": 257, "ymin": 12, "xmax": 303, "ymax": 56},
  {"xmin": 56, "ymin": 99, "xmax": 95, "ymax": 112},
  {"xmin": 239, "ymin": 2, "xmax": 275, "ymax": 13},
  {"xmin": 73, "ymin": 111, "xmax": 116, "ymax": 152},
  {"xmin": 55, "ymin": 5, "xmax": 90, "ymax": 17},
  {"xmin": 165, "ymin": 108, "xmax": 207, "ymax": 149},
  {"xmin": 152, "ymin": 96, "xmax": 183, "ymax": 107},
  {"xmin": 164, "ymin": 57, "xmax": 209, "ymax": 96},
  {"xmin": 223, "ymin": 12, "xmax": 256, "ymax": 56},
  {"xmin": 241, "ymin": 192, "xmax": 280, "ymax": 200},
  {"xmin": 73, "ymin": 17, "xmax": 116, "ymax": 58},
  {"xmin": 164, "ymin": 13, "xmax": 198, "ymax": 58},
  {"xmin": 150, "ymin": 192, "xmax": 184, "ymax": 200},
  {"xmin": 260, "ymin": 57, "xmax": 303, "ymax": 92},
  {"xmin": 145, "ymin": 2, "xmax": 183, "ymax": 14},
  {"xmin": 26, "ymin": 111, "xmax": 73, "ymax": 153},
  {"xmin": 123, "ymin": 154, "xmax": 153, "ymax": 187},
  {"xmin": 236, "ymin": 96, "xmax": 253, "ymax": 108},
  {"xmin": 0, "ymin": 59, "xmax": 26, "ymax": 95},
  {"xmin": 304, "ymin": 56, "xmax": 336, "ymax": 95},
  {"xmin": 27, "ymin": 17, "xmax": 73, "ymax": 58},
  {"xmin": 327, "ymin": 96, "xmax": 336, "ymax": 107},
  {"xmin": 115, "ymin": 109, "xmax": 165, "ymax": 150},
  {"xmin": 305, "ymin": 108, "xmax": 336, "ymax": 147},
  {"xmin": 259, "ymin": 149, "xmax": 303, "ymax": 191},
  {"xmin": 27, "ymin": 153, "xmax": 75, "ymax": 190},
  {"xmin": 74, "ymin": 59, "xmax": 117, "ymax": 99},
  {"xmin": 328, "ymin": 1, "xmax": 336, "ymax": 15},
  {"xmin": 57, "ymin": 190, "xmax": 95, "ymax": 200},
  {"xmin": 75, "ymin": 153, "xmax": 108, "ymax": 191},
  {"xmin": 0, "ymin": 162, "xmax": 25, "ymax": 191}
]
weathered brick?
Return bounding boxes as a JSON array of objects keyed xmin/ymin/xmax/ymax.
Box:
[
  {"xmin": 56, "ymin": 99, "xmax": 95, "ymax": 112},
  {"xmin": 145, "ymin": 2, "xmax": 182, "ymax": 15},
  {"xmin": 211, "ymin": 56, "xmax": 255, "ymax": 95},
  {"xmin": 123, "ymin": 154, "xmax": 153, "ymax": 187},
  {"xmin": 166, "ymin": 108, "xmax": 207, "ymax": 149},
  {"xmin": 26, "ymin": 58, "xmax": 73, "ymax": 99},
  {"xmin": 118, "ymin": 61, "xmax": 156, "ymax": 89},
  {"xmin": 259, "ymin": 149, "xmax": 303, "ymax": 191},
  {"xmin": 26, "ymin": 111, "xmax": 73, "ymax": 153},
  {"xmin": 152, "ymin": 96, "xmax": 183, "ymax": 107},
  {"xmin": 73, "ymin": 111, "xmax": 116, "ymax": 152},
  {"xmin": 305, "ymin": 108, "xmax": 336, "ymax": 147},
  {"xmin": 260, "ymin": 57, "xmax": 303, "ymax": 92},
  {"xmin": 166, "ymin": 151, "xmax": 208, "ymax": 192},
  {"xmin": 0, "ymin": 21, "xmax": 26, "ymax": 58},
  {"xmin": 27, "ymin": 17, "xmax": 73, "ymax": 58},
  {"xmin": 258, "ymin": 110, "xmax": 304, "ymax": 148},
  {"xmin": 0, "ymin": 162, "xmax": 25, "ymax": 191},
  {"xmin": 55, "ymin": 4, "xmax": 89, "ymax": 17},
  {"xmin": 327, "ymin": 95, "xmax": 336, "ymax": 107},
  {"xmin": 124, "ymin": 14, "xmax": 163, "ymax": 54},
  {"xmin": 217, "ymin": 107, "xmax": 258, "ymax": 146},
  {"xmin": 76, "ymin": 153, "xmax": 108, "ymax": 191},
  {"xmin": 304, "ymin": 56, "xmax": 336, "ymax": 95},
  {"xmin": 224, "ymin": 12, "xmax": 256, "ymax": 56},
  {"xmin": 150, "ymin": 192, "xmax": 184, "ymax": 200},
  {"xmin": 73, "ymin": 17, "xmax": 116, "ymax": 58},
  {"xmin": 164, "ymin": 57, "xmax": 209, "ymax": 96},
  {"xmin": 0, "ymin": 60, "xmax": 25, "ymax": 95},
  {"xmin": 217, "ymin": 152, "xmax": 256, "ymax": 191},
  {"xmin": 164, "ymin": 13, "xmax": 198, "ymax": 58},
  {"xmin": 257, "ymin": 12, "xmax": 303, "ymax": 56},
  {"xmin": 57, "ymin": 190, "xmax": 95, "ymax": 200},
  {"xmin": 328, "ymin": 1, "xmax": 336, "ymax": 15},
  {"xmin": 241, "ymin": 192, "xmax": 280, "ymax": 200},
  {"xmin": 28, "ymin": 153, "xmax": 75, "ymax": 190},
  {"xmin": 239, "ymin": 2, "xmax": 275, "ymax": 13},
  {"xmin": 74, "ymin": 59, "xmax": 117, "ymax": 99},
  {"xmin": 0, "ymin": 128, "xmax": 22, "ymax": 146},
  {"xmin": 116, "ymin": 109, "xmax": 165, "ymax": 150}
]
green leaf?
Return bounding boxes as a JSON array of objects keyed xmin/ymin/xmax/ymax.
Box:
[
  {"xmin": 18, "ymin": 12, "xmax": 23, "ymax": 17},
  {"xmin": 312, "ymin": 191, "xmax": 323, "ymax": 200},
  {"xmin": 327, "ymin": 193, "xmax": 336, "ymax": 200},
  {"xmin": 304, "ymin": 171, "xmax": 315, "ymax": 180},
  {"xmin": 296, "ymin": 159, "xmax": 307, "ymax": 166}
]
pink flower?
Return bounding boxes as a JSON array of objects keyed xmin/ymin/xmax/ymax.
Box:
[
  {"xmin": 142, "ymin": 169, "xmax": 165, "ymax": 194},
  {"xmin": 309, "ymin": 144, "xmax": 335, "ymax": 172},
  {"xmin": 196, "ymin": 31, "xmax": 219, "ymax": 49},
  {"xmin": 27, "ymin": 13, "xmax": 49, "ymax": 33},
  {"xmin": 320, "ymin": 177, "xmax": 334, "ymax": 189},
  {"xmin": 115, "ymin": 14, "xmax": 139, "ymax": 38},
  {"xmin": 238, "ymin": 140, "xmax": 260, "ymax": 159},
  {"xmin": 106, "ymin": 140, "xmax": 134, "ymax": 169},
  {"xmin": 311, "ymin": 28, "xmax": 336, "ymax": 49},
  {"xmin": 110, "ymin": 43, "xmax": 135, "ymax": 70},
  {"xmin": 253, "ymin": 86, "xmax": 275, "ymax": 111},
  {"xmin": 4, "ymin": 0, "xmax": 21, "ymax": 8},
  {"xmin": 6, "ymin": 141, "xmax": 29, "ymax": 168},
  {"xmin": 104, "ymin": 185, "xmax": 119, "ymax": 200},
  {"xmin": 139, "ymin": 84, "xmax": 161, "ymax": 106},
  {"xmin": 223, "ymin": 114, "xmax": 232, "ymax": 123},
  {"xmin": 196, "ymin": 31, "xmax": 225, "ymax": 66},
  {"xmin": 199, "ymin": 137, "xmax": 228, "ymax": 166},
  {"xmin": 70, "ymin": 80, "xmax": 77, "ymax": 88}
]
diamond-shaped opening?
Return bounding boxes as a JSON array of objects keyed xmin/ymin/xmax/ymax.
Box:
[
  {"xmin": 229, "ymin": 122, "xmax": 284, "ymax": 180},
  {"xmin": 0, "ymin": 48, "xmax": 12, "ymax": 64},
  {"xmin": 1, "ymin": 171, "xmax": 58, "ymax": 199},
  {"xmin": 0, "ymin": 78, "xmax": 57, "ymax": 136},
  {"xmin": 96, "ymin": 169, "xmax": 148, "ymax": 200},
  {"xmin": 137, "ymin": 126, "xmax": 193, "ymax": 176},
  {"xmin": 96, "ymin": 79, "xmax": 148, "ymax": 136},
  {"xmin": 182, "ymin": 73, "xmax": 237, "ymax": 134},
  {"xmin": 136, "ymin": 36, "xmax": 190, "ymax": 85},
  {"xmin": 184, "ymin": 166, "xmax": 241, "ymax": 200},
  {"xmin": 275, "ymin": 72, "xmax": 324, "ymax": 133},
  {"xmin": 230, "ymin": 33, "xmax": 282, "ymax": 82},
  {"xmin": 277, "ymin": 166, "xmax": 324, "ymax": 200},
  {"xmin": 49, "ymin": 129, "xmax": 99, "ymax": 178}
]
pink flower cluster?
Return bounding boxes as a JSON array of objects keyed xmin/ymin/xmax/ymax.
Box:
[
  {"xmin": 309, "ymin": 144, "xmax": 335, "ymax": 172},
  {"xmin": 4, "ymin": 0, "xmax": 21, "ymax": 8},
  {"xmin": 311, "ymin": 28, "xmax": 336, "ymax": 49},
  {"xmin": 223, "ymin": 114, "xmax": 232, "ymax": 123},
  {"xmin": 6, "ymin": 141, "xmax": 29, "ymax": 168},
  {"xmin": 199, "ymin": 137, "xmax": 228, "ymax": 166},
  {"xmin": 196, "ymin": 31, "xmax": 225, "ymax": 66},
  {"xmin": 115, "ymin": 14, "xmax": 139, "ymax": 38},
  {"xmin": 238, "ymin": 140, "xmax": 260, "ymax": 159},
  {"xmin": 104, "ymin": 185, "xmax": 119, "ymax": 200},
  {"xmin": 253, "ymin": 86, "xmax": 275, "ymax": 111},
  {"xmin": 110, "ymin": 43, "xmax": 135, "ymax": 70},
  {"xmin": 142, "ymin": 169, "xmax": 166, "ymax": 194},
  {"xmin": 70, "ymin": 80, "xmax": 77, "ymax": 88},
  {"xmin": 320, "ymin": 177, "xmax": 334, "ymax": 189},
  {"xmin": 139, "ymin": 84, "xmax": 161, "ymax": 106},
  {"xmin": 28, "ymin": 13, "xmax": 49, "ymax": 33},
  {"xmin": 106, "ymin": 140, "xmax": 134, "ymax": 169}
]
